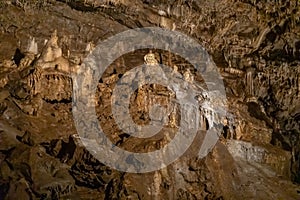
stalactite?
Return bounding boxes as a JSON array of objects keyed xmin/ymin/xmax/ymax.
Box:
[
  {"xmin": 26, "ymin": 66, "xmax": 42, "ymax": 96},
  {"xmin": 246, "ymin": 68, "xmax": 254, "ymax": 96}
]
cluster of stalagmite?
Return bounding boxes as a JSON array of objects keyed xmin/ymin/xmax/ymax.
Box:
[
  {"xmin": 140, "ymin": 51, "xmax": 230, "ymax": 133},
  {"xmin": 0, "ymin": 31, "xmax": 83, "ymax": 116},
  {"xmin": 23, "ymin": 31, "xmax": 76, "ymax": 103}
]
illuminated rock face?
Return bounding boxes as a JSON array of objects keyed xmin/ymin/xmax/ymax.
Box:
[
  {"xmin": 0, "ymin": 0, "xmax": 300, "ymax": 199},
  {"xmin": 18, "ymin": 32, "xmax": 75, "ymax": 103},
  {"xmin": 226, "ymin": 140, "xmax": 291, "ymax": 177}
]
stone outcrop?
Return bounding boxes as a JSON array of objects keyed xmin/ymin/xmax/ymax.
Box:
[{"xmin": 226, "ymin": 140, "xmax": 291, "ymax": 177}]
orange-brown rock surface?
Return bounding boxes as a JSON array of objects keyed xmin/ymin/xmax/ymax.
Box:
[{"xmin": 0, "ymin": 0, "xmax": 299, "ymax": 199}]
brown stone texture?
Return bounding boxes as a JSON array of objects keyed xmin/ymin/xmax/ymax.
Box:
[{"xmin": 0, "ymin": 0, "xmax": 299, "ymax": 199}]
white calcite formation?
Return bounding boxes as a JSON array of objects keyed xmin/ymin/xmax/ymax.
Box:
[
  {"xmin": 26, "ymin": 36, "xmax": 38, "ymax": 55},
  {"xmin": 226, "ymin": 140, "xmax": 291, "ymax": 177},
  {"xmin": 24, "ymin": 31, "xmax": 74, "ymax": 102}
]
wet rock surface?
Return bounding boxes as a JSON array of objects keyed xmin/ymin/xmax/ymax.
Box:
[{"xmin": 0, "ymin": 0, "xmax": 299, "ymax": 199}]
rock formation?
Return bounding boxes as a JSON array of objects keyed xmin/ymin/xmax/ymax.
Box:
[{"xmin": 0, "ymin": 0, "xmax": 299, "ymax": 199}]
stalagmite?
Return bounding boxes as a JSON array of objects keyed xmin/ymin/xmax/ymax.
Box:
[
  {"xmin": 183, "ymin": 68, "xmax": 194, "ymax": 83},
  {"xmin": 85, "ymin": 41, "xmax": 95, "ymax": 54},
  {"xmin": 27, "ymin": 36, "xmax": 38, "ymax": 55},
  {"xmin": 172, "ymin": 65, "xmax": 178, "ymax": 75},
  {"xmin": 152, "ymin": 171, "xmax": 162, "ymax": 200},
  {"xmin": 39, "ymin": 30, "xmax": 62, "ymax": 63},
  {"xmin": 144, "ymin": 50, "xmax": 158, "ymax": 66}
]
